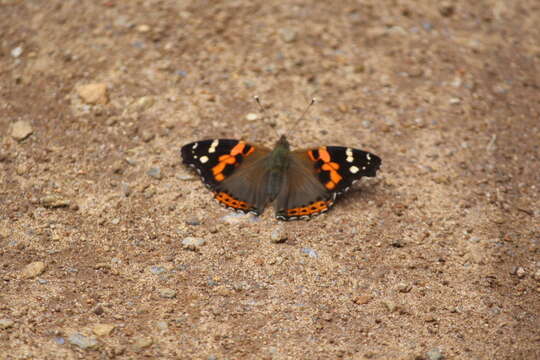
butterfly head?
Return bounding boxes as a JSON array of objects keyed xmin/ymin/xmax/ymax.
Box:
[{"xmin": 276, "ymin": 134, "xmax": 290, "ymax": 150}]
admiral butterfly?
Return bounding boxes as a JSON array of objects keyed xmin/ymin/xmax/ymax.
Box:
[{"xmin": 181, "ymin": 134, "xmax": 381, "ymax": 220}]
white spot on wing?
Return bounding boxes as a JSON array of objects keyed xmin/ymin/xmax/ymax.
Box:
[
  {"xmin": 346, "ymin": 148, "xmax": 354, "ymax": 163},
  {"xmin": 192, "ymin": 143, "xmax": 198, "ymax": 150},
  {"xmin": 350, "ymin": 165, "xmax": 360, "ymax": 174},
  {"xmin": 200, "ymin": 155, "xmax": 209, "ymax": 163},
  {"xmin": 208, "ymin": 139, "xmax": 219, "ymax": 153},
  {"xmin": 367, "ymin": 153, "xmax": 371, "ymax": 161}
]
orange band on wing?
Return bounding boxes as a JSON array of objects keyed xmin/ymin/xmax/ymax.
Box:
[
  {"xmin": 286, "ymin": 200, "xmax": 331, "ymax": 217},
  {"xmin": 211, "ymin": 142, "xmax": 255, "ymax": 182},
  {"xmin": 310, "ymin": 147, "xmax": 343, "ymax": 190},
  {"xmin": 214, "ymin": 192, "xmax": 250, "ymax": 210},
  {"xmin": 325, "ymin": 181, "xmax": 336, "ymax": 190},
  {"xmin": 230, "ymin": 142, "xmax": 246, "ymax": 156},
  {"xmin": 318, "ymin": 147, "xmax": 331, "ymax": 163},
  {"xmin": 212, "ymin": 161, "xmax": 227, "ymax": 176}
]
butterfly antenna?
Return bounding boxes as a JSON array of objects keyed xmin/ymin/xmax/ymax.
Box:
[
  {"xmin": 254, "ymin": 95, "xmax": 266, "ymax": 116},
  {"xmin": 254, "ymin": 95, "xmax": 280, "ymax": 138},
  {"xmin": 297, "ymin": 97, "xmax": 316, "ymax": 123},
  {"xmin": 287, "ymin": 97, "xmax": 316, "ymax": 136}
]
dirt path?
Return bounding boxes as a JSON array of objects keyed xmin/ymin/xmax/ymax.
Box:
[{"xmin": 1, "ymin": 1, "xmax": 538, "ymax": 359}]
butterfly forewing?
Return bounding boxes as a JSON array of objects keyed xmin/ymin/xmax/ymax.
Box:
[
  {"xmin": 303, "ymin": 146, "xmax": 381, "ymax": 195},
  {"xmin": 181, "ymin": 139, "xmax": 272, "ymax": 214}
]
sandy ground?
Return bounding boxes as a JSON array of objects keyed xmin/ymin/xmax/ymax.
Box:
[{"xmin": 1, "ymin": 1, "xmax": 539, "ymax": 359}]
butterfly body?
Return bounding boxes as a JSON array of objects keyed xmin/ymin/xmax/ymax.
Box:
[{"xmin": 181, "ymin": 135, "xmax": 381, "ymax": 221}]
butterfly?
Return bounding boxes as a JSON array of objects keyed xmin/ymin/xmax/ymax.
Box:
[{"xmin": 181, "ymin": 135, "xmax": 381, "ymax": 220}]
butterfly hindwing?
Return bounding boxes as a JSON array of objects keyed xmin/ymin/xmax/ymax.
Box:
[
  {"xmin": 275, "ymin": 153, "xmax": 336, "ymax": 220},
  {"xmin": 181, "ymin": 139, "xmax": 271, "ymax": 214}
]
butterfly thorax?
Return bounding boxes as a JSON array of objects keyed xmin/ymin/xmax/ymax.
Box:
[{"xmin": 266, "ymin": 135, "xmax": 290, "ymax": 200}]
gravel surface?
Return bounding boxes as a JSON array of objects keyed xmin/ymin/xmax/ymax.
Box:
[{"xmin": 0, "ymin": 1, "xmax": 539, "ymax": 359}]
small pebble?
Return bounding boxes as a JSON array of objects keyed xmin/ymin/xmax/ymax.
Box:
[
  {"xmin": 92, "ymin": 324, "xmax": 115, "ymax": 337},
  {"xmin": 245, "ymin": 113, "xmax": 259, "ymax": 121},
  {"xmin": 133, "ymin": 96, "xmax": 155, "ymax": 111},
  {"xmin": 383, "ymin": 300, "xmax": 397, "ymax": 312},
  {"xmin": 185, "ymin": 217, "xmax": 201, "ymax": 226},
  {"xmin": 221, "ymin": 212, "xmax": 258, "ymax": 224},
  {"xmin": 76, "ymin": 83, "xmax": 108, "ymax": 105},
  {"xmin": 137, "ymin": 24, "xmax": 150, "ymax": 33},
  {"xmin": 94, "ymin": 263, "xmax": 111, "ymax": 270},
  {"xmin": 516, "ymin": 267, "xmax": 526, "ymax": 278},
  {"xmin": 11, "ymin": 120, "xmax": 33, "ymax": 141},
  {"xmin": 147, "ymin": 167, "xmax": 162, "ymax": 179},
  {"xmin": 141, "ymin": 130, "xmax": 155, "ymax": 142},
  {"xmin": 16, "ymin": 163, "xmax": 28, "ymax": 175},
  {"xmin": 21, "ymin": 261, "xmax": 46, "ymax": 279},
  {"xmin": 353, "ymin": 295, "xmax": 371, "ymax": 305},
  {"xmin": 493, "ymin": 83, "xmax": 510, "ymax": 94},
  {"xmin": 439, "ymin": 3, "xmax": 455, "ymax": 17},
  {"xmin": 449, "ymin": 97, "xmax": 461, "ymax": 105},
  {"xmin": 159, "ymin": 288, "xmax": 177, "ymax": 298},
  {"xmin": 177, "ymin": 173, "xmax": 196, "ymax": 181},
  {"xmin": 451, "ymin": 77, "xmax": 462, "ymax": 87},
  {"xmin": 397, "ymin": 283, "xmax": 412, "ymax": 293},
  {"xmin": 0, "ymin": 319, "xmax": 14, "ymax": 329},
  {"xmin": 143, "ymin": 185, "xmax": 156, "ymax": 198},
  {"xmin": 106, "ymin": 116, "xmax": 119, "ymax": 126},
  {"xmin": 40, "ymin": 194, "xmax": 70, "ymax": 208},
  {"xmin": 68, "ymin": 333, "xmax": 98, "ymax": 350},
  {"xmin": 156, "ymin": 321, "xmax": 168, "ymax": 331},
  {"xmin": 0, "ymin": 227, "xmax": 10, "ymax": 239},
  {"xmin": 149, "ymin": 266, "xmax": 166, "ymax": 275},
  {"xmin": 321, "ymin": 312, "xmax": 333, "ymax": 322},
  {"xmin": 533, "ymin": 269, "xmax": 540, "ymax": 281},
  {"xmin": 270, "ymin": 228, "xmax": 287, "ymax": 243},
  {"xmin": 279, "ymin": 28, "xmax": 297, "ymax": 43},
  {"xmin": 111, "ymin": 160, "xmax": 125, "ymax": 174},
  {"xmin": 301, "ymin": 248, "xmax": 318, "ymax": 258},
  {"xmin": 182, "ymin": 237, "xmax": 206, "ymax": 250},
  {"xmin": 426, "ymin": 347, "xmax": 444, "ymax": 360},
  {"xmin": 11, "ymin": 46, "xmax": 23, "ymax": 58},
  {"xmin": 93, "ymin": 306, "xmax": 105, "ymax": 315},
  {"xmin": 132, "ymin": 337, "xmax": 153, "ymax": 351},
  {"xmin": 175, "ymin": 70, "xmax": 188, "ymax": 77},
  {"xmin": 121, "ymin": 183, "xmax": 131, "ymax": 197}
]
